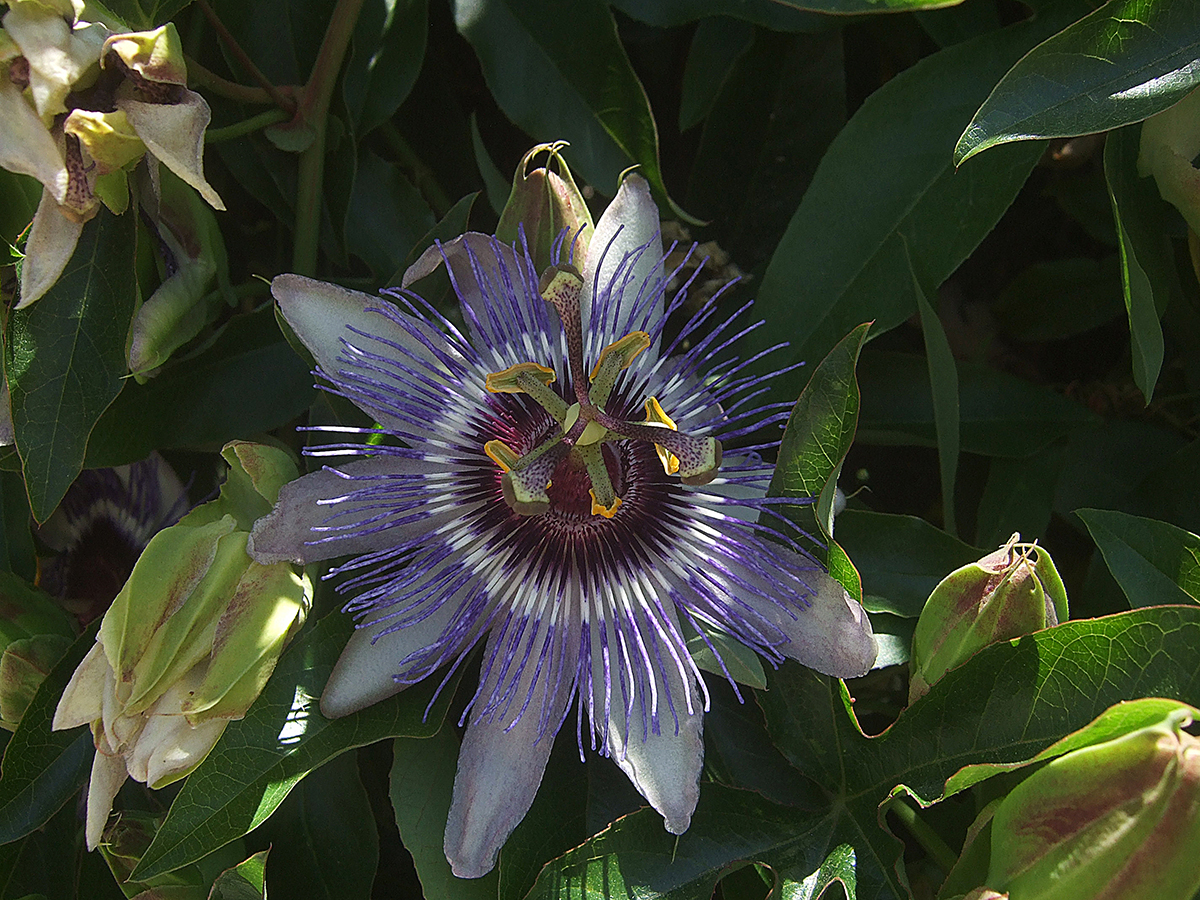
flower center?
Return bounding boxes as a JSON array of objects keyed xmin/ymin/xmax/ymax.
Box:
[{"xmin": 484, "ymin": 263, "xmax": 722, "ymax": 518}]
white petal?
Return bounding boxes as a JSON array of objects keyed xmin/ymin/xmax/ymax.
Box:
[
  {"xmin": 591, "ymin": 602, "xmax": 702, "ymax": 834},
  {"xmin": 0, "ymin": 81, "xmax": 67, "ymax": 202},
  {"xmin": 248, "ymin": 456, "xmax": 453, "ymax": 565},
  {"xmin": 3, "ymin": 8, "xmax": 105, "ymax": 119},
  {"xmin": 85, "ymin": 745, "xmax": 127, "ymax": 850},
  {"xmin": 320, "ymin": 594, "xmax": 461, "ymax": 718},
  {"xmin": 271, "ymin": 273, "xmax": 470, "ymax": 440},
  {"xmin": 403, "ymin": 233, "xmax": 559, "ymax": 374},
  {"xmin": 18, "ymin": 188, "xmax": 83, "ymax": 308},
  {"xmin": 580, "ymin": 173, "xmax": 665, "ymax": 367},
  {"xmin": 444, "ymin": 609, "xmax": 577, "ymax": 878},
  {"xmin": 52, "ymin": 641, "xmax": 108, "ymax": 730},
  {"xmin": 118, "ymin": 90, "xmax": 224, "ymax": 210}
]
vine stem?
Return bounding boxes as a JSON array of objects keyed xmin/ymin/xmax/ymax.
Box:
[
  {"xmin": 890, "ymin": 799, "xmax": 960, "ymax": 874},
  {"xmin": 186, "ymin": 56, "xmax": 275, "ymax": 106},
  {"xmin": 195, "ymin": 0, "xmax": 297, "ymax": 114},
  {"xmin": 291, "ymin": 0, "xmax": 366, "ymax": 276},
  {"xmin": 205, "ymin": 108, "xmax": 289, "ymax": 144}
]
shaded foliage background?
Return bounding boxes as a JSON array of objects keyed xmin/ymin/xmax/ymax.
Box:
[{"xmin": 1, "ymin": 0, "xmax": 1199, "ymax": 897}]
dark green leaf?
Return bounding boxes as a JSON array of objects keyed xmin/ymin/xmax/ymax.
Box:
[
  {"xmin": 991, "ymin": 257, "xmax": 1125, "ymax": 342},
  {"xmin": 0, "ymin": 171, "xmax": 40, "ymax": 249},
  {"xmin": 0, "ymin": 798, "xmax": 125, "ymax": 899},
  {"xmin": 525, "ymin": 606, "xmax": 1200, "ymax": 899},
  {"xmin": 99, "ymin": 0, "xmax": 193, "ymax": 28},
  {"xmin": 389, "ymin": 726, "xmax": 498, "ymax": 900},
  {"xmin": 784, "ymin": 844, "xmax": 856, "ymax": 900},
  {"xmin": 6, "ymin": 208, "xmax": 138, "ymax": 522},
  {"xmin": 209, "ymin": 850, "xmax": 267, "ymax": 900},
  {"xmin": 1077, "ymin": 507, "xmax": 1200, "ymax": 607},
  {"xmin": 956, "ymin": 0, "xmax": 1200, "ymax": 163},
  {"xmin": 258, "ymin": 753, "xmax": 378, "ymax": 900},
  {"xmin": 84, "ymin": 305, "xmax": 314, "ymax": 468},
  {"xmin": 0, "ymin": 472, "xmax": 35, "ymax": 581},
  {"xmin": 0, "ymin": 623, "xmax": 98, "ymax": 845},
  {"xmin": 911, "ymin": 259, "xmax": 959, "ymax": 536},
  {"xmin": 344, "ymin": 0, "xmax": 428, "ymax": 137},
  {"xmin": 211, "ymin": 0, "xmax": 334, "ymax": 86},
  {"xmin": 749, "ymin": 7, "xmax": 1089, "ymax": 391},
  {"xmin": 975, "ymin": 441, "xmax": 1065, "ymax": 549},
  {"xmin": 454, "ymin": 0, "xmax": 687, "ymax": 217},
  {"xmin": 610, "ymin": 0, "xmax": 823, "ymax": 29},
  {"xmin": 1105, "ymin": 124, "xmax": 1178, "ymax": 403},
  {"xmin": 856, "ymin": 351, "xmax": 1099, "ymax": 457},
  {"xmin": 679, "ymin": 18, "xmax": 755, "ymax": 132},
  {"xmin": 345, "ymin": 148, "xmax": 435, "ymax": 280},
  {"xmin": 469, "ymin": 118, "xmax": 510, "ymax": 218},
  {"xmin": 835, "ymin": 509, "xmax": 980, "ymax": 618},
  {"xmin": 131, "ymin": 613, "xmax": 458, "ymax": 880}
]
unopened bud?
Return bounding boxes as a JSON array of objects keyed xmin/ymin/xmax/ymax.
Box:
[
  {"xmin": 909, "ymin": 536, "xmax": 1067, "ymax": 703},
  {"xmin": 497, "ymin": 142, "xmax": 594, "ymax": 273}
]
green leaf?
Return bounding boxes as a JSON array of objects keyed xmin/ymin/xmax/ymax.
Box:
[
  {"xmin": 343, "ymin": 0, "xmax": 428, "ymax": 137},
  {"xmin": 345, "ymin": 148, "xmax": 435, "ymax": 280},
  {"xmin": 975, "ymin": 441, "xmax": 1066, "ymax": 549},
  {"xmin": 679, "ymin": 18, "xmax": 755, "ymax": 132},
  {"xmin": 6, "ymin": 208, "xmax": 138, "ymax": 522},
  {"xmin": 834, "ymin": 509, "xmax": 980, "ymax": 618},
  {"xmin": 258, "ymin": 753, "xmax": 378, "ymax": 900},
  {"xmin": 956, "ymin": 0, "xmax": 1200, "ymax": 163},
  {"xmin": 131, "ymin": 613, "xmax": 458, "ymax": 881},
  {"xmin": 453, "ymin": 0, "xmax": 688, "ymax": 217},
  {"xmin": 856, "ymin": 351, "xmax": 1100, "ymax": 457},
  {"xmin": 1077, "ymin": 508, "xmax": 1200, "ymax": 607},
  {"xmin": 99, "ymin": 0, "xmax": 193, "ymax": 28},
  {"xmin": 770, "ymin": 323, "xmax": 871, "ymax": 538},
  {"xmin": 469, "ymin": 118, "xmax": 510, "ymax": 218},
  {"xmin": 991, "ymin": 257, "xmax": 1125, "ymax": 342},
  {"xmin": 911, "ymin": 255, "xmax": 960, "ymax": 537},
  {"xmin": 209, "ymin": 850, "xmax": 268, "ymax": 900},
  {"xmin": 84, "ymin": 305, "xmax": 315, "ymax": 468},
  {"xmin": 1105, "ymin": 124, "xmax": 1177, "ymax": 403},
  {"xmin": 389, "ymin": 726, "xmax": 498, "ymax": 900},
  {"xmin": 784, "ymin": 844, "xmax": 857, "ymax": 900},
  {"xmin": 614, "ymin": 0, "xmax": 953, "ymax": 23},
  {"xmin": 749, "ymin": 6, "xmax": 1087, "ymax": 391},
  {"xmin": 528, "ymin": 606, "xmax": 1200, "ymax": 899},
  {"xmin": 0, "ymin": 623, "xmax": 98, "ymax": 845}
]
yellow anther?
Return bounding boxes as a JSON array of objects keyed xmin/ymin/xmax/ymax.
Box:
[
  {"xmin": 644, "ymin": 396, "xmax": 680, "ymax": 475},
  {"xmin": 484, "ymin": 440, "xmax": 521, "ymax": 472},
  {"xmin": 589, "ymin": 331, "xmax": 650, "ymax": 381},
  {"xmin": 590, "ymin": 491, "xmax": 622, "ymax": 519},
  {"xmin": 485, "ymin": 362, "xmax": 556, "ymax": 393}
]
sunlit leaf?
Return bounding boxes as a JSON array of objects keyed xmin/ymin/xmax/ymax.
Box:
[
  {"xmin": 1078, "ymin": 507, "xmax": 1200, "ymax": 607},
  {"xmin": 956, "ymin": 0, "xmax": 1200, "ymax": 163}
]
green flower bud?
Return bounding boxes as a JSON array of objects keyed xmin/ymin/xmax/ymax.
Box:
[
  {"xmin": 909, "ymin": 536, "xmax": 1067, "ymax": 703},
  {"xmin": 53, "ymin": 441, "xmax": 310, "ymax": 849},
  {"xmin": 496, "ymin": 142, "xmax": 594, "ymax": 273},
  {"xmin": 983, "ymin": 707, "xmax": 1200, "ymax": 900},
  {"xmin": 102, "ymin": 23, "xmax": 187, "ymax": 91}
]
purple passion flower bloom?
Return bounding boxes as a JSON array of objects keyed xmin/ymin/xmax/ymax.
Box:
[{"xmin": 248, "ymin": 174, "xmax": 877, "ymax": 878}]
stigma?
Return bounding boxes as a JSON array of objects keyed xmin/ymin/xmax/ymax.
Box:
[{"xmin": 483, "ymin": 264, "xmax": 722, "ymax": 518}]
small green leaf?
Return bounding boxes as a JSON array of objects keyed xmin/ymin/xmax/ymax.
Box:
[
  {"xmin": 769, "ymin": 322, "xmax": 871, "ymax": 538},
  {"xmin": 956, "ymin": 0, "xmax": 1200, "ymax": 163},
  {"xmin": 0, "ymin": 624, "xmax": 98, "ymax": 845},
  {"xmin": 911, "ymin": 254, "xmax": 960, "ymax": 537},
  {"xmin": 6, "ymin": 208, "xmax": 138, "ymax": 522},
  {"xmin": 131, "ymin": 613, "xmax": 459, "ymax": 880},
  {"xmin": 679, "ymin": 18, "xmax": 755, "ymax": 132},
  {"xmin": 209, "ymin": 850, "xmax": 268, "ymax": 900},
  {"xmin": 1105, "ymin": 124, "xmax": 1176, "ymax": 403},
  {"xmin": 1077, "ymin": 507, "xmax": 1200, "ymax": 606}
]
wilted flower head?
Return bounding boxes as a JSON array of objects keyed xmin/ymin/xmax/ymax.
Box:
[
  {"xmin": 54, "ymin": 442, "xmax": 310, "ymax": 850},
  {"xmin": 249, "ymin": 170, "xmax": 877, "ymax": 878},
  {"xmin": 0, "ymin": 5, "xmax": 224, "ymax": 307},
  {"xmin": 37, "ymin": 452, "xmax": 190, "ymax": 625}
]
